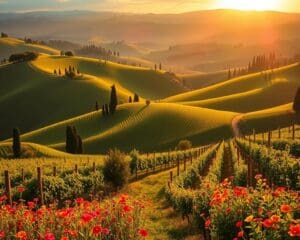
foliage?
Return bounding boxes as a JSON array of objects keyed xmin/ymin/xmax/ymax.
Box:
[
  {"xmin": 12, "ymin": 128, "xmax": 21, "ymax": 158},
  {"xmin": 103, "ymin": 149, "xmax": 129, "ymax": 189},
  {"xmin": 177, "ymin": 140, "xmax": 192, "ymax": 151},
  {"xmin": 9, "ymin": 52, "xmax": 38, "ymax": 63},
  {"xmin": 0, "ymin": 194, "xmax": 148, "ymax": 239},
  {"xmin": 293, "ymin": 87, "xmax": 300, "ymax": 112}
]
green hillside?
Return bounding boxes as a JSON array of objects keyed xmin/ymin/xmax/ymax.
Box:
[
  {"xmin": 0, "ymin": 60, "xmax": 131, "ymax": 140},
  {"xmin": 0, "ymin": 37, "xmax": 59, "ymax": 59},
  {"xmin": 17, "ymin": 103, "xmax": 236, "ymax": 154},
  {"xmin": 179, "ymin": 80, "xmax": 298, "ymax": 113},
  {"xmin": 32, "ymin": 55, "xmax": 185, "ymax": 100},
  {"xmin": 238, "ymin": 103, "xmax": 300, "ymax": 134},
  {"xmin": 164, "ymin": 63, "xmax": 300, "ymax": 105}
]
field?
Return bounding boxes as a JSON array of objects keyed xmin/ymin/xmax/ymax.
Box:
[{"xmin": 1, "ymin": 20, "xmax": 300, "ymax": 240}]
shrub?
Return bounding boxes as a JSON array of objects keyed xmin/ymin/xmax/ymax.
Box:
[
  {"xmin": 177, "ymin": 139, "xmax": 192, "ymax": 150},
  {"xmin": 9, "ymin": 52, "xmax": 38, "ymax": 63},
  {"xmin": 129, "ymin": 149, "xmax": 139, "ymax": 174},
  {"xmin": 64, "ymin": 51, "xmax": 74, "ymax": 56},
  {"xmin": 103, "ymin": 149, "xmax": 129, "ymax": 189}
]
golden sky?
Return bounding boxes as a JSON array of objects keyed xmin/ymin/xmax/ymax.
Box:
[{"xmin": 0, "ymin": 0, "xmax": 300, "ymax": 13}]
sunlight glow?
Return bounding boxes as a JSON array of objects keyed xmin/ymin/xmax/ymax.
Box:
[{"xmin": 220, "ymin": 0, "xmax": 281, "ymax": 11}]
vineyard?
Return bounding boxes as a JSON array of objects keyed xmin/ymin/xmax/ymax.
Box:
[{"xmin": 164, "ymin": 128, "xmax": 300, "ymax": 239}]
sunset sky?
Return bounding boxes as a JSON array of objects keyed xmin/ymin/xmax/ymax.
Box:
[{"xmin": 0, "ymin": 0, "xmax": 300, "ymax": 13}]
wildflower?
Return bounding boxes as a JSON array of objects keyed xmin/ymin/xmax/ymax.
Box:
[
  {"xmin": 0, "ymin": 195, "xmax": 7, "ymax": 202},
  {"xmin": 245, "ymin": 215, "xmax": 254, "ymax": 223},
  {"xmin": 262, "ymin": 219, "xmax": 273, "ymax": 228},
  {"xmin": 0, "ymin": 231, "xmax": 5, "ymax": 239},
  {"xmin": 16, "ymin": 231, "xmax": 27, "ymax": 239},
  {"xmin": 76, "ymin": 198, "xmax": 84, "ymax": 205},
  {"xmin": 81, "ymin": 213, "xmax": 93, "ymax": 223},
  {"xmin": 205, "ymin": 219, "xmax": 211, "ymax": 228},
  {"xmin": 60, "ymin": 237, "xmax": 69, "ymax": 240},
  {"xmin": 17, "ymin": 187, "xmax": 26, "ymax": 193},
  {"xmin": 237, "ymin": 231, "xmax": 244, "ymax": 238},
  {"xmin": 102, "ymin": 228, "xmax": 110, "ymax": 235},
  {"xmin": 270, "ymin": 215, "xmax": 280, "ymax": 223},
  {"xmin": 235, "ymin": 221, "xmax": 243, "ymax": 228},
  {"xmin": 280, "ymin": 204, "xmax": 292, "ymax": 213},
  {"xmin": 44, "ymin": 233, "xmax": 55, "ymax": 240},
  {"xmin": 139, "ymin": 228, "xmax": 148, "ymax": 238},
  {"xmin": 93, "ymin": 225, "xmax": 102, "ymax": 236},
  {"xmin": 288, "ymin": 224, "xmax": 300, "ymax": 237}
]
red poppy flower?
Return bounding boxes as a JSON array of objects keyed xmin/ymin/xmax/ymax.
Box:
[
  {"xmin": 17, "ymin": 187, "xmax": 25, "ymax": 193},
  {"xmin": 0, "ymin": 231, "xmax": 5, "ymax": 239},
  {"xmin": 102, "ymin": 228, "xmax": 110, "ymax": 235},
  {"xmin": 262, "ymin": 219, "xmax": 273, "ymax": 228},
  {"xmin": 270, "ymin": 215, "xmax": 280, "ymax": 223},
  {"xmin": 280, "ymin": 204, "xmax": 292, "ymax": 213},
  {"xmin": 0, "ymin": 195, "xmax": 7, "ymax": 202},
  {"xmin": 44, "ymin": 233, "xmax": 55, "ymax": 240},
  {"xmin": 235, "ymin": 221, "xmax": 242, "ymax": 228},
  {"xmin": 139, "ymin": 228, "xmax": 148, "ymax": 238},
  {"xmin": 81, "ymin": 213, "xmax": 93, "ymax": 223},
  {"xmin": 237, "ymin": 231, "xmax": 244, "ymax": 238},
  {"xmin": 205, "ymin": 219, "xmax": 211, "ymax": 229},
  {"xmin": 93, "ymin": 225, "xmax": 102, "ymax": 236},
  {"xmin": 16, "ymin": 231, "xmax": 27, "ymax": 239},
  {"xmin": 288, "ymin": 224, "xmax": 300, "ymax": 237}
]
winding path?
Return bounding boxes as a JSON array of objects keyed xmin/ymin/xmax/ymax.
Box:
[{"xmin": 231, "ymin": 114, "xmax": 245, "ymax": 137}]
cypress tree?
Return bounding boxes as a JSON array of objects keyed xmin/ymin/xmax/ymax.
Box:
[
  {"xmin": 58, "ymin": 69, "xmax": 61, "ymax": 75},
  {"xmin": 102, "ymin": 105, "xmax": 105, "ymax": 116},
  {"xmin": 77, "ymin": 135, "xmax": 83, "ymax": 154},
  {"xmin": 54, "ymin": 69, "xmax": 57, "ymax": 75},
  {"xmin": 66, "ymin": 125, "xmax": 73, "ymax": 153},
  {"xmin": 12, "ymin": 128, "xmax": 21, "ymax": 158},
  {"xmin": 95, "ymin": 101, "xmax": 99, "ymax": 111},
  {"xmin": 129, "ymin": 96, "xmax": 132, "ymax": 103},
  {"xmin": 133, "ymin": 93, "xmax": 139, "ymax": 102},
  {"xmin": 109, "ymin": 85, "xmax": 118, "ymax": 114},
  {"xmin": 228, "ymin": 68, "xmax": 231, "ymax": 80},
  {"xmin": 159, "ymin": 63, "xmax": 162, "ymax": 70},
  {"xmin": 293, "ymin": 87, "xmax": 300, "ymax": 112},
  {"xmin": 71, "ymin": 126, "xmax": 78, "ymax": 153}
]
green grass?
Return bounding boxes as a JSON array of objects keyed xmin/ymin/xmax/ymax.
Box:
[
  {"xmin": 178, "ymin": 70, "xmax": 227, "ymax": 89},
  {"xmin": 0, "ymin": 60, "xmax": 131, "ymax": 140},
  {"xmin": 16, "ymin": 103, "xmax": 236, "ymax": 154},
  {"xmin": 0, "ymin": 38, "xmax": 59, "ymax": 59},
  {"xmin": 238, "ymin": 103, "xmax": 300, "ymax": 134},
  {"xmin": 32, "ymin": 55, "xmax": 185, "ymax": 100},
  {"xmin": 179, "ymin": 80, "xmax": 298, "ymax": 113},
  {"xmin": 164, "ymin": 63, "xmax": 300, "ymax": 111}
]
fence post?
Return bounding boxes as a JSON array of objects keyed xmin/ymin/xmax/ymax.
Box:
[
  {"xmin": 184, "ymin": 158, "xmax": 186, "ymax": 172},
  {"xmin": 93, "ymin": 162, "xmax": 96, "ymax": 172},
  {"xmin": 268, "ymin": 131, "xmax": 271, "ymax": 147},
  {"xmin": 37, "ymin": 167, "xmax": 44, "ymax": 205},
  {"xmin": 74, "ymin": 164, "xmax": 78, "ymax": 174},
  {"xmin": 4, "ymin": 170, "xmax": 12, "ymax": 206},
  {"xmin": 278, "ymin": 127, "xmax": 281, "ymax": 139},
  {"xmin": 262, "ymin": 132, "xmax": 265, "ymax": 143},
  {"xmin": 292, "ymin": 124, "xmax": 295, "ymax": 140},
  {"xmin": 253, "ymin": 129, "xmax": 256, "ymax": 142},
  {"xmin": 170, "ymin": 171, "xmax": 173, "ymax": 183},
  {"xmin": 53, "ymin": 166, "xmax": 57, "ymax": 177}
]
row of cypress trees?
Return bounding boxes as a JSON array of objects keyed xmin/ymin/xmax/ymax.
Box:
[{"xmin": 65, "ymin": 125, "xmax": 83, "ymax": 154}]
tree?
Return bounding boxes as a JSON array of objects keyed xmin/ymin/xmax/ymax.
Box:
[
  {"xmin": 58, "ymin": 69, "xmax": 61, "ymax": 75},
  {"xmin": 65, "ymin": 51, "xmax": 74, "ymax": 56},
  {"xmin": 54, "ymin": 69, "xmax": 57, "ymax": 75},
  {"xmin": 154, "ymin": 64, "xmax": 157, "ymax": 71},
  {"xmin": 66, "ymin": 125, "xmax": 74, "ymax": 153},
  {"xmin": 228, "ymin": 68, "xmax": 231, "ymax": 80},
  {"xmin": 177, "ymin": 139, "xmax": 192, "ymax": 151},
  {"xmin": 1, "ymin": 32, "xmax": 8, "ymax": 38},
  {"xmin": 129, "ymin": 96, "xmax": 132, "ymax": 103},
  {"xmin": 95, "ymin": 101, "xmax": 99, "ymax": 111},
  {"xmin": 159, "ymin": 63, "xmax": 162, "ymax": 70},
  {"xmin": 109, "ymin": 85, "xmax": 118, "ymax": 114},
  {"xmin": 77, "ymin": 135, "xmax": 83, "ymax": 154},
  {"xmin": 13, "ymin": 128, "xmax": 21, "ymax": 158},
  {"xmin": 9, "ymin": 52, "xmax": 38, "ymax": 63},
  {"xmin": 133, "ymin": 93, "xmax": 139, "ymax": 102},
  {"xmin": 293, "ymin": 87, "xmax": 300, "ymax": 112},
  {"xmin": 103, "ymin": 149, "xmax": 129, "ymax": 189},
  {"xmin": 102, "ymin": 105, "xmax": 105, "ymax": 116},
  {"xmin": 105, "ymin": 104, "xmax": 109, "ymax": 116}
]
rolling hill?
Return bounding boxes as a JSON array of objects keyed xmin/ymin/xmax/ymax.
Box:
[
  {"xmin": 0, "ymin": 37, "xmax": 59, "ymax": 59},
  {"xmin": 15, "ymin": 103, "xmax": 236, "ymax": 154},
  {"xmin": 165, "ymin": 63, "xmax": 300, "ymax": 112}
]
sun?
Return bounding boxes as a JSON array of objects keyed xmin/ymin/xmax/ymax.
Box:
[{"xmin": 220, "ymin": 0, "xmax": 281, "ymax": 11}]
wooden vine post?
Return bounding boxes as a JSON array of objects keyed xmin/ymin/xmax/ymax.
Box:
[
  {"xmin": 183, "ymin": 157, "xmax": 186, "ymax": 171},
  {"xmin": 177, "ymin": 157, "xmax": 180, "ymax": 176},
  {"xmin": 278, "ymin": 127, "xmax": 281, "ymax": 139},
  {"xmin": 268, "ymin": 131, "xmax": 271, "ymax": 147},
  {"xmin": 4, "ymin": 170, "xmax": 12, "ymax": 206},
  {"xmin": 253, "ymin": 129, "xmax": 256, "ymax": 142},
  {"xmin": 292, "ymin": 124, "xmax": 295, "ymax": 140},
  {"xmin": 37, "ymin": 167, "xmax": 44, "ymax": 205},
  {"xmin": 169, "ymin": 171, "xmax": 173, "ymax": 183},
  {"xmin": 93, "ymin": 162, "xmax": 96, "ymax": 172},
  {"xmin": 53, "ymin": 166, "xmax": 57, "ymax": 177}
]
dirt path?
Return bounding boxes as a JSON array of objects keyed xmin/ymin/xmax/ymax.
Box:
[
  {"xmin": 124, "ymin": 168, "xmax": 202, "ymax": 240},
  {"xmin": 231, "ymin": 114, "xmax": 244, "ymax": 137}
]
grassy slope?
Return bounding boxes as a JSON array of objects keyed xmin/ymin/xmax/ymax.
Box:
[
  {"xmin": 179, "ymin": 80, "xmax": 298, "ymax": 113},
  {"xmin": 0, "ymin": 38, "xmax": 59, "ymax": 59},
  {"xmin": 18, "ymin": 103, "xmax": 236, "ymax": 154},
  {"xmin": 32, "ymin": 55, "xmax": 185, "ymax": 100},
  {"xmin": 238, "ymin": 103, "xmax": 300, "ymax": 134},
  {"xmin": 164, "ymin": 64, "xmax": 300, "ymax": 102},
  {"xmin": 179, "ymin": 70, "xmax": 227, "ymax": 89},
  {"xmin": 0, "ymin": 60, "xmax": 130, "ymax": 140}
]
